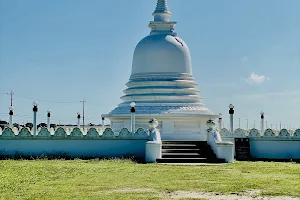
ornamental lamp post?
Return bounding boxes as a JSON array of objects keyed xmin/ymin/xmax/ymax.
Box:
[
  {"xmin": 218, "ymin": 113, "xmax": 222, "ymax": 131},
  {"xmin": 32, "ymin": 101, "xmax": 38, "ymax": 136},
  {"xmin": 101, "ymin": 116, "xmax": 105, "ymax": 132},
  {"xmin": 9, "ymin": 106, "xmax": 13, "ymax": 128},
  {"xmin": 229, "ymin": 104, "xmax": 234, "ymax": 133},
  {"xmin": 77, "ymin": 112, "xmax": 81, "ymax": 128},
  {"xmin": 130, "ymin": 102, "xmax": 136, "ymax": 133},
  {"xmin": 47, "ymin": 109, "xmax": 51, "ymax": 129},
  {"xmin": 260, "ymin": 111, "xmax": 265, "ymax": 134}
]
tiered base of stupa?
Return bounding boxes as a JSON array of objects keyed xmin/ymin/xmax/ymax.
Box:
[
  {"xmin": 104, "ymin": 72, "xmax": 217, "ymax": 140},
  {"xmin": 104, "ymin": 102, "xmax": 217, "ymax": 141}
]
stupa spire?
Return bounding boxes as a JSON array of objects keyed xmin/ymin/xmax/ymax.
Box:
[
  {"xmin": 149, "ymin": 0, "xmax": 177, "ymax": 35},
  {"xmin": 152, "ymin": 0, "xmax": 172, "ymax": 22}
]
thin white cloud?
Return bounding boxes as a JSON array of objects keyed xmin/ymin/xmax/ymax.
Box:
[
  {"xmin": 242, "ymin": 56, "xmax": 248, "ymax": 62},
  {"xmin": 245, "ymin": 72, "xmax": 270, "ymax": 84}
]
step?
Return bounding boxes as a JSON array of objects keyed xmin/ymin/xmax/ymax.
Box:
[
  {"xmin": 156, "ymin": 158, "xmax": 226, "ymax": 164},
  {"xmin": 162, "ymin": 144, "xmax": 199, "ymax": 149},
  {"xmin": 162, "ymin": 149, "xmax": 200, "ymax": 153},
  {"xmin": 156, "ymin": 158, "xmax": 209, "ymax": 163},
  {"xmin": 162, "ymin": 140, "xmax": 207, "ymax": 145},
  {"xmin": 162, "ymin": 153, "xmax": 202, "ymax": 158}
]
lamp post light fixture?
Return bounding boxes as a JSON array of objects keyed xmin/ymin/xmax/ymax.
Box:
[
  {"xmin": 47, "ymin": 109, "xmax": 51, "ymax": 129},
  {"xmin": 77, "ymin": 112, "xmax": 81, "ymax": 128},
  {"xmin": 101, "ymin": 116, "xmax": 105, "ymax": 132},
  {"xmin": 130, "ymin": 102, "xmax": 136, "ymax": 133},
  {"xmin": 228, "ymin": 104, "xmax": 234, "ymax": 133},
  {"xmin": 218, "ymin": 113, "xmax": 222, "ymax": 131},
  {"xmin": 32, "ymin": 101, "xmax": 38, "ymax": 136},
  {"xmin": 260, "ymin": 111, "xmax": 265, "ymax": 134},
  {"xmin": 9, "ymin": 106, "xmax": 13, "ymax": 128}
]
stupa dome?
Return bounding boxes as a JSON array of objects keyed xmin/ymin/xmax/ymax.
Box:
[
  {"xmin": 105, "ymin": 0, "xmax": 216, "ymax": 118},
  {"xmin": 132, "ymin": 34, "xmax": 192, "ymax": 75},
  {"xmin": 120, "ymin": 0, "xmax": 201, "ymax": 104}
]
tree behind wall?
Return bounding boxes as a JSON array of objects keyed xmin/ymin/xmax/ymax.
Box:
[
  {"xmin": 0, "ymin": 120, "xmax": 8, "ymax": 129},
  {"xmin": 25, "ymin": 123, "xmax": 33, "ymax": 130}
]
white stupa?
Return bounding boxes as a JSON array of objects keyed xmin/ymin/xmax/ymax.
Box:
[{"xmin": 104, "ymin": 0, "xmax": 217, "ymax": 140}]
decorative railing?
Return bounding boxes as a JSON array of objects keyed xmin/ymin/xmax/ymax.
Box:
[
  {"xmin": 0, "ymin": 127, "xmax": 149, "ymax": 140},
  {"xmin": 220, "ymin": 128, "xmax": 300, "ymax": 139},
  {"xmin": 0, "ymin": 119, "xmax": 161, "ymax": 162}
]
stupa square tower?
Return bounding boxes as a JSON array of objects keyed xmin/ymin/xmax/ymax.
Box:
[{"xmin": 104, "ymin": 0, "xmax": 217, "ymax": 140}]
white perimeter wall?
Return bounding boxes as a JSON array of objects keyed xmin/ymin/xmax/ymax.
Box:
[
  {"xmin": 220, "ymin": 128, "xmax": 300, "ymax": 159},
  {"xmin": 0, "ymin": 140, "xmax": 147, "ymax": 158},
  {"xmin": 0, "ymin": 127, "xmax": 149, "ymax": 159}
]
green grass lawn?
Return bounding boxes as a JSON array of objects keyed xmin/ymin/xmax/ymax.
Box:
[{"xmin": 0, "ymin": 159, "xmax": 299, "ymax": 200}]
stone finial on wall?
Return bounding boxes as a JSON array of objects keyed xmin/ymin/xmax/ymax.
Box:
[
  {"xmin": 18, "ymin": 127, "xmax": 32, "ymax": 137},
  {"xmin": 37, "ymin": 127, "xmax": 51, "ymax": 137},
  {"xmin": 54, "ymin": 127, "xmax": 67, "ymax": 137},
  {"xmin": 102, "ymin": 128, "xmax": 115, "ymax": 138},
  {"xmin": 278, "ymin": 129, "xmax": 291, "ymax": 138},
  {"xmin": 293, "ymin": 129, "xmax": 300, "ymax": 138},
  {"xmin": 86, "ymin": 128, "xmax": 99, "ymax": 138},
  {"xmin": 234, "ymin": 128, "xmax": 246, "ymax": 137},
  {"xmin": 248, "ymin": 128, "xmax": 260, "ymax": 137},
  {"xmin": 1, "ymin": 127, "xmax": 15, "ymax": 137},
  {"xmin": 264, "ymin": 128, "xmax": 275, "ymax": 137},
  {"xmin": 135, "ymin": 127, "xmax": 148, "ymax": 138},
  {"xmin": 220, "ymin": 128, "xmax": 231, "ymax": 137},
  {"xmin": 70, "ymin": 127, "xmax": 84, "ymax": 137},
  {"xmin": 119, "ymin": 128, "xmax": 131, "ymax": 138}
]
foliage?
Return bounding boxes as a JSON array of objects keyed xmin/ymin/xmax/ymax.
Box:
[
  {"xmin": 0, "ymin": 120, "xmax": 8, "ymax": 129},
  {"xmin": 37, "ymin": 123, "xmax": 47, "ymax": 128},
  {"xmin": 25, "ymin": 122, "xmax": 33, "ymax": 129},
  {"xmin": 13, "ymin": 123, "xmax": 20, "ymax": 129}
]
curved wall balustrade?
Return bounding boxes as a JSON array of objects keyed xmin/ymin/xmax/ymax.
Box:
[
  {"xmin": 219, "ymin": 128, "xmax": 300, "ymax": 159},
  {"xmin": 219, "ymin": 128, "xmax": 300, "ymax": 139},
  {"xmin": 0, "ymin": 127, "xmax": 149, "ymax": 140},
  {"xmin": 0, "ymin": 126, "xmax": 152, "ymax": 160}
]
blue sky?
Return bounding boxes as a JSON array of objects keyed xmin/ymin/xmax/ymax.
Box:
[{"xmin": 0, "ymin": 0, "xmax": 299, "ymax": 129}]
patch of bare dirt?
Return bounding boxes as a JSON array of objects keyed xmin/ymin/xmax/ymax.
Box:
[
  {"xmin": 162, "ymin": 190, "xmax": 300, "ymax": 200},
  {"xmin": 102, "ymin": 188, "xmax": 300, "ymax": 200}
]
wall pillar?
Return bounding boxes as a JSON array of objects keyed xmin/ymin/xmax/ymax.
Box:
[
  {"xmin": 130, "ymin": 102, "xmax": 136, "ymax": 133},
  {"xmin": 77, "ymin": 112, "xmax": 81, "ymax": 128},
  {"xmin": 102, "ymin": 116, "xmax": 105, "ymax": 131},
  {"xmin": 32, "ymin": 101, "xmax": 38, "ymax": 136},
  {"xmin": 47, "ymin": 109, "xmax": 51, "ymax": 129},
  {"xmin": 218, "ymin": 113, "xmax": 222, "ymax": 131},
  {"xmin": 260, "ymin": 111, "xmax": 265, "ymax": 134},
  {"xmin": 9, "ymin": 106, "xmax": 13, "ymax": 128},
  {"xmin": 229, "ymin": 104, "xmax": 234, "ymax": 133}
]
